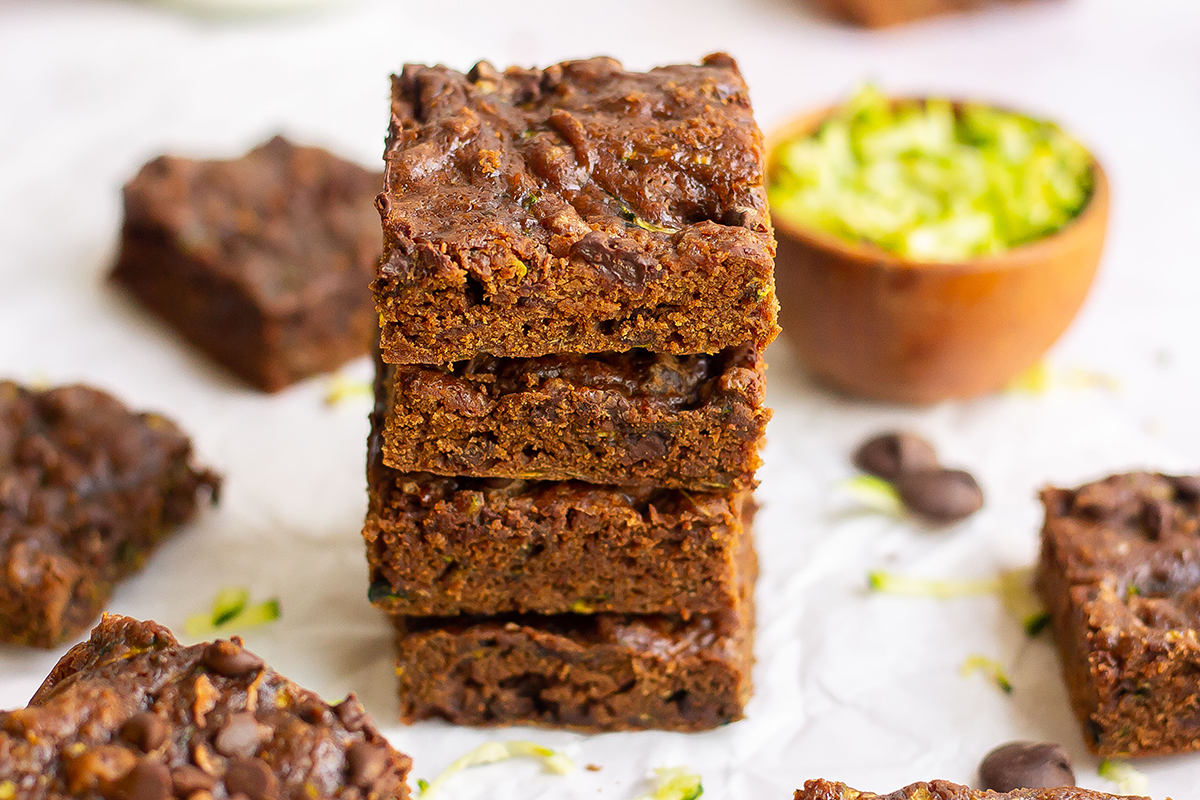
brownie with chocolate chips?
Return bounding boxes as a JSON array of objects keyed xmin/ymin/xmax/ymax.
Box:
[
  {"xmin": 375, "ymin": 53, "xmax": 778, "ymax": 364},
  {"xmin": 111, "ymin": 136, "xmax": 382, "ymax": 392},
  {"xmin": 795, "ymin": 779, "xmax": 1139, "ymax": 800},
  {"xmin": 378, "ymin": 344, "xmax": 769, "ymax": 491},
  {"xmin": 0, "ymin": 615, "xmax": 411, "ymax": 799},
  {"xmin": 391, "ymin": 539, "xmax": 755, "ymax": 732},
  {"xmin": 0, "ymin": 381, "xmax": 219, "ymax": 648},
  {"xmin": 1037, "ymin": 471, "xmax": 1200, "ymax": 756}
]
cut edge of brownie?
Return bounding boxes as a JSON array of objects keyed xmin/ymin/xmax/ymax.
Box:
[
  {"xmin": 378, "ymin": 344, "xmax": 770, "ymax": 490},
  {"xmin": 0, "ymin": 382, "xmax": 220, "ymax": 649},
  {"xmin": 390, "ymin": 532, "xmax": 756, "ymax": 732},
  {"xmin": 0, "ymin": 614, "xmax": 411, "ymax": 799},
  {"xmin": 364, "ymin": 463, "xmax": 755, "ymax": 617},
  {"xmin": 1036, "ymin": 471, "xmax": 1200, "ymax": 757}
]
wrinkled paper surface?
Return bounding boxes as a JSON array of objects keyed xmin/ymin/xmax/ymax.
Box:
[{"xmin": 2, "ymin": 1, "xmax": 1198, "ymax": 797}]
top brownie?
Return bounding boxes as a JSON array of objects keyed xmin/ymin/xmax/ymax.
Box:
[{"xmin": 375, "ymin": 53, "xmax": 778, "ymax": 363}]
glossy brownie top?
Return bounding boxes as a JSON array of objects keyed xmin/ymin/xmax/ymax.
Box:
[
  {"xmin": 1041, "ymin": 472, "xmax": 1200, "ymax": 612},
  {"xmin": 0, "ymin": 615, "xmax": 410, "ymax": 800},
  {"xmin": 377, "ymin": 53, "xmax": 771, "ymax": 287},
  {"xmin": 121, "ymin": 136, "xmax": 381, "ymax": 312}
]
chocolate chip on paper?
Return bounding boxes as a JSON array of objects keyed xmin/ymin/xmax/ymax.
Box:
[{"xmin": 979, "ymin": 741, "xmax": 1075, "ymax": 792}]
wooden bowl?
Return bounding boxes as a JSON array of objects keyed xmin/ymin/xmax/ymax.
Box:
[{"xmin": 767, "ymin": 105, "xmax": 1109, "ymax": 404}]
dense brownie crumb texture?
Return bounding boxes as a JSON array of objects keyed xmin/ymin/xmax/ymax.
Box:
[
  {"xmin": 794, "ymin": 778, "xmax": 1141, "ymax": 800},
  {"xmin": 0, "ymin": 381, "xmax": 219, "ymax": 648},
  {"xmin": 111, "ymin": 135, "xmax": 383, "ymax": 392},
  {"xmin": 0, "ymin": 615, "xmax": 412, "ymax": 800},
  {"xmin": 374, "ymin": 53, "xmax": 779, "ymax": 363},
  {"xmin": 364, "ymin": 54, "xmax": 770, "ymax": 732},
  {"xmin": 1037, "ymin": 471, "xmax": 1200, "ymax": 757},
  {"xmin": 378, "ymin": 345, "xmax": 770, "ymax": 490}
]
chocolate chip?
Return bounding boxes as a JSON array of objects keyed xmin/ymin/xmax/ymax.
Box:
[
  {"xmin": 333, "ymin": 696, "xmax": 368, "ymax": 732},
  {"xmin": 346, "ymin": 741, "xmax": 388, "ymax": 787},
  {"xmin": 1142, "ymin": 498, "xmax": 1173, "ymax": 540},
  {"xmin": 170, "ymin": 764, "xmax": 215, "ymax": 795},
  {"xmin": 115, "ymin": 760, "xmax": 172, "ymax": 800},
  {"xmin": 853, "ymin": 431, "xmax": 939, "ymax": 483},
  {"xmin": 569, "ymin": 231, "xmax": 656, "ymax": 290},
  {"xmin": 223, "ymin": 759, "xmax": 277, "ymax": 800},
  {"xmin": 894, "ymin": 468, "xmax": 984, "ymax": 523},
  {"xmin": 628, "ymin": 433, "xmax": 667, "ymax": 462},
  {"xmin": 119, "ymin": 712, "xmax": 168, "ymax": 753},
  {"xmin": 214, "ymin": 713, "xmax": 266, "ymax": 758},
  {"xmin": 979, "ymin": 741, "xmax": 1075, "ymax": 792},
  {"xmin": 201, "ymin": 642, "xmax": 264, "ymax": 678},
  {"xmin": 1174, "ymin": 475, "xmax": 1200, "ymax": 502}
]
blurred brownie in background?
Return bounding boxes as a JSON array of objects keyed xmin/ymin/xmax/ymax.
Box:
[
  {"xmin": 0, "ymin": 381, "xmax": 219, "ymax": 647},
  {"xmin": 111, "ymin": 136, "xmax": 382, "ymax": 392},
  {"xmin": 810, "ymin": 0, "xmax": 1031, "ymax": 28}
]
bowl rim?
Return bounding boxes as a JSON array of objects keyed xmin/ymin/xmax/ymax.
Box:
[{"xmin": 764, "ymin": 98, "xmax": 1110, "ymax": 273}]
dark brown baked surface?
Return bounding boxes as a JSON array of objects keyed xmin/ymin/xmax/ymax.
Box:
[
  {"xmin": 0, "ymin": 615, "xmax": 411, "ymax": 799},
  {"xmin": 795, "ymin": 779, "xmax": 1141, "ymax": 799},
  {"xmin": 1037, "ymin": 471, "xmax": 1200, "ymax": 757},
  {"xmin": 375, "ymin": 53, "xmax": 778, "ymax": 363},
  {"xmin": 111, "ymin": 135, "xmax": 382, "ymax": 392},
  {"xmin": 391, "ymin": 541, "xmax": 755, "ymax": 732},
  {"xmin": 0, "ymin": 381, "xmax": 219, "ymax": 648},
  {"xmin": 379, "ymin": 344, "xmax": 769, "ymax": 490}
]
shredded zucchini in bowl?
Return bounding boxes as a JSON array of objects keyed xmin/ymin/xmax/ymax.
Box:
[{"xmin": 769, "ymin": 86, "xmax": 1094, "ymax": 261}]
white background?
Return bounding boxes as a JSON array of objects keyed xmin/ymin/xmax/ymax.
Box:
[{"xmin": 1, "ymin": 0, "xmax": 1198, "ymax": 797}]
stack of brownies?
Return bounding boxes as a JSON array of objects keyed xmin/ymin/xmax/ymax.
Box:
[{"xmin": 362, "ymin": 54, "xmax": 779, "ymax": 731}]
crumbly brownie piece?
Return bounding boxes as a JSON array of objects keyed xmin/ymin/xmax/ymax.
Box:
[
  {"xmin": 111, "ymin": 136, "xmax": 382, "ymax": 392},
  {"xmin": 378, "ymin": 344, "xmax": 769, "ymax": 490},
  {"xmin": 795, "ymin": 779, "xmax": 1139, "ymax": 799},
  {"xmin": 391, "ymin": 540, "xmax": 755, "ymax": 731},
  {"xmin": 0, "ymin": 615, "xmax": 411, "ymax": 799},
  {"xmin": 375, "ymin": 53, "xmax": 778, "ymax": 363},
  {"xmin": 0, "ymin": 382, "xmax": 219, "ymax": 648},
  {"xmin": 1037, "ymin": 471, "xmax": 1200, "ymax": 757}
]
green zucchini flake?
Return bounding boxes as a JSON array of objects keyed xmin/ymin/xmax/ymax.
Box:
[
  {"xmin": 1098, "ymin": 759, "xmax": 1148, "ymax": 795},
  {"xmin": 184, "ymin": 587, "xmax": 280, "ymax": 638},
  {"xmin": 769, "ymin": 85, "xmax": 1093, "ymax": 261},
  {"xmin": 418, "ymin": 740, "xmax": 574, "ymax": 800},
  {"xmin": 841, "ymin": 474, "xmax": 904, "ymax": 516},
  {"xmin": 633, "ymin": 767, "xmax": 703, "ymax": 800},
  {"xmin": 867, "ymin": 571, "xmax": 1003, "ymax": 598},
  {"xmin": 959, "ymin": 654, "xmax": 1013, "ymax": 694}
]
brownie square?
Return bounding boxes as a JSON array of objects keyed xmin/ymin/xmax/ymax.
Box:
[
  {"xmin": 365, "ymin": 384, "xmax": 753, "ymax": 617},
  {"xmin": 391, "ymin": 539, "xmax": 755, "ymax": 732},
  {"xmin": 111, "ymin": 136, "xmax": 382, "ymax": 392},
  {"xmin": 796, "ymin": 780, "xmax": 1130, "ymax": 800},
  {"xmin": 0, "ymin": 615, "xmax": 411, "ymax": 799},
  {"xmin": 0, "ymin": 382, "xmax": 219, "ymax": 648},
  {"xmin": 1037, "ymin": 471, "xmax": 1200, "ymax": 756},
  {"xmin": 375, "ymin": 53, "xmax": 778, "ymax": 364},
  {"xmin": 378, "ymin": 344, "xmax": 769, "ymax": 491}
]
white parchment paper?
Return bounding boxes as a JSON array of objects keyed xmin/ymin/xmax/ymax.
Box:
[{"xmin": 1, "ymin": 0, "xmax": 1198, "ymax": 797}]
